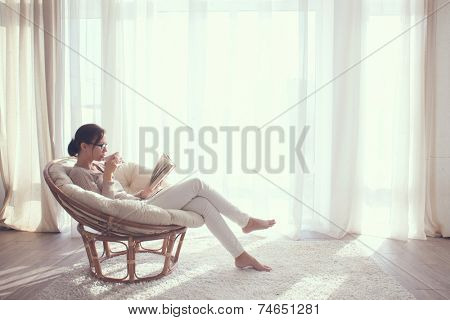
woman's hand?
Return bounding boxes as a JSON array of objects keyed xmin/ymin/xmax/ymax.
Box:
[
  {"xmin": 103, "ymin": 152, "xmax": 122, "ymax": 164},
  {"xmin": 103, "ymin": 153, "xmax": 121, "ymax": 182},
  {"xmin": 136, "ymin": 181, "xmax": 164, "ymax": 200}
]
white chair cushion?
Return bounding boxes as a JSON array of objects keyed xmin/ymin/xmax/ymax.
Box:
[
  {"xmin": 114, "ymin": 162, "xmax": 154, "ymax": 194},
  {"xmin": 48, "ymin": 158, "xmax": 204, "ymax": 228}
]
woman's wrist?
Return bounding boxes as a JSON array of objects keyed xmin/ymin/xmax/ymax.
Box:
[{"xmin": 103, "ymin": 171, "xmax": 113, "ymax": 182}]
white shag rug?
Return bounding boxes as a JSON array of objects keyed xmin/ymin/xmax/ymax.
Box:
[{"xmin": 34, "ymin": 233, "xmax": 414, "ymax": 300}]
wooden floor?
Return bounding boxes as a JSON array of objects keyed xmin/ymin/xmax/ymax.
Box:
[{"xmin": 0, "ymin": 229, "xmax": 449, "ymax": 300}]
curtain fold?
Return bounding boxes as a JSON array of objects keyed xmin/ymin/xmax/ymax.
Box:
[{"xmin": 0, "ymin": 0, "xmax": 65, "ymax": 232}]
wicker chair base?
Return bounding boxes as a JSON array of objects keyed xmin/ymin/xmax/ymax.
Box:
[{"xmin": 77, "ymin": 224, "xmax": 187, "ymax": 283}]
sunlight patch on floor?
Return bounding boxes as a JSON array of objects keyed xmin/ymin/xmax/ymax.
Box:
[
  {"xmin": 335, "ymin": 239, "xmax": 373, "ymax": 257},
  {"xmin": 279, "ymin": 274, "xmax": 348, "ymax": 299}
]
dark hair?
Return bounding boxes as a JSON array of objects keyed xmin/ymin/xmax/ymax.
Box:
[{"xmin": 68, "ymin": 124, "xmax": 105, "ymax": 156}]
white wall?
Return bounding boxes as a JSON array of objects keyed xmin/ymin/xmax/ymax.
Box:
[
  {"xmin": 0, "ymin": 169, "xmax": 4, "ymax": 224},
  {"xmin": 428, "ymin": 0, "xmax": 450, "ymax": 236},
  {"xmin": 0, "ymin": 175, "xmax": 4, "ymax": 226},
  {"xmin": 0, "ymin": 177, "xmax": 4, "ymax": 209}
]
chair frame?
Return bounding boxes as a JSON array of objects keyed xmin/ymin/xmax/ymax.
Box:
[{"xmin": 44, "ymin": 158, "xmax": 187, "ymax": 283}]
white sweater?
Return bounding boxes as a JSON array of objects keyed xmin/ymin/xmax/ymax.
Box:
[{"xmin": 68, "ymin": 164, "xmax": 140, "ymax": 200}]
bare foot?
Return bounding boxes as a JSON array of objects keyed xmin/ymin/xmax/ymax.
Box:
[
  {"xmin": 242, "ymin": 217, "xmax": 276, "ymax": 234},
  {"xmin": 235, "ymin": 251, "xmax": 272, "ymax": 272}
]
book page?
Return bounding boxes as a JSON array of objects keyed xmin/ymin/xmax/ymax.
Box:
[{"xmin": 148, "ymin": 153, "xmax": 176, "ymax": 190}]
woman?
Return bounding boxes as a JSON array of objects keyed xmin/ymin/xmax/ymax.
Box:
[{"xmin": 68, "ymin": 124, "xmax": 276, "ymax": 271}]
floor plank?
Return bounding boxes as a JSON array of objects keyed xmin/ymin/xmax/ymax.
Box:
[
  {"xmin": 435, "ymin": 290, "xmax": 450, "ymax": 299},
  {"xmin": 379, "ymin": 253, "xmax": 450, "ymax": 290},
  {"xmin": 409, "ymin": 289, "xmax": 446, "ymax": 300},
  {"xmin": 0, "ymin": 231, "xmax": 86, "ymax": 299},
  {"xmin": 369, "ymin": 253, "xmax": 433, "ymax": 291}
]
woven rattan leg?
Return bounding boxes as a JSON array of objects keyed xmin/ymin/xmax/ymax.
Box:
[
  {"xmin": 87, "ymin": 236, "xmax": 103, "ymax": 277},
  {"xmin": 127, "ymin": 237, "xmax": 136, "ymax": 282},
  {"xmin": 162, "ymin": 234, "xmax": 176, "ymax": 274},
  {"xmin": 161, "ymin": 238, "xmax": 168, "ymax": 254},
  {"xmin": 173, "ymin": 232, "xmax": 186, "ymax": 263},
  {"xmin": 81, "ymin": 235, "xmax": 94, "ymax": 270},
  {"xmin": 103, "ymin": 241, "xmax": 111, "ymax": 258}
]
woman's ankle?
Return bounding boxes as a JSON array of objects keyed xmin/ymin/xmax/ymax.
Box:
[
  {"xmin": 234, "ymin": 251, "xmax": 272, "ymax": 272},
  {"xmin": 235, "ymin": 251, "xmax": 248, "ymax": 261},
  {"xmin": 242, "ymin": 217, "xmax": 276, "ymax": 233}
]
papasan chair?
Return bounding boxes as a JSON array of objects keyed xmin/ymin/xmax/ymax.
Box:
[{"xmin": 43, "ymin": 157, "xmax": 204, "ymax": 283}]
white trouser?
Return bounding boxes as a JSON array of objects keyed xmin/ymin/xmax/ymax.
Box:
[{"xmin": 146, "ymin": 178, "xmax": 250, "ymax": 258}]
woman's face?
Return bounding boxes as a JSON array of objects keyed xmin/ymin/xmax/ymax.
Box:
[
  {"xmin": 80, "ymin": 135, "xmax": 108, "ymax": 161},
  {"xmin": 92, "ymin": 136, "xmax": 108, "ymax": 161}
]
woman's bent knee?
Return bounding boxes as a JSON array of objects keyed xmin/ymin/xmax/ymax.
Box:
[
  {"xmin": 182, "ymin": 196, "xmax": 216, "ymax": 218},
  {"xmin": 184, "ymin": 177, "xmax": 203, "ymax": 193}
]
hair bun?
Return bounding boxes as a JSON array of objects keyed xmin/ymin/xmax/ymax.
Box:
[{"xmin": 67, "ymin": 138, "xmax": 78, "ymax": 156}]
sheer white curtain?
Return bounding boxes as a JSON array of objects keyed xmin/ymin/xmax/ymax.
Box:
[
  {"xmin": 0, "ymin": 0, "xmax": 66, "ymax": 232},
  {"xmin": 286, "ymin": 0, "xmax": 429, "ymax": 240},
  {"xmin": 61, "ymin": 0, "xmax": 430, "ymax": 240}
]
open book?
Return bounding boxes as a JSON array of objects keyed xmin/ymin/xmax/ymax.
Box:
[{"xmin": 149, "ymin": 153, "xmax": 176, "ymax": 191}]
